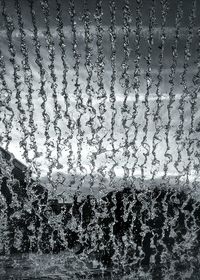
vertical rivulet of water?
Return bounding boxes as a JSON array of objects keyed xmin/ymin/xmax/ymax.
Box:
[
  {"xmin": 0, "ymin": 153, "xmax": 16, "ymax": 254},
  {"xmin": 176, "ymin": 1, "xmax": 196, "ymax": 139},
  {"xmin": 1, "ymin": 0, "xmax": 30, "ymax": 162},
  {"xmin": 190, "ymin": 27, "xmax": 200, "ymax": 137},
  {"xmin": 107, "ymin": 192, "xmax": 118, "ymax": 267},
  {"xmin": 121, "ymin": 0, "xmax": 132, "ymax": 184},
  {"xmin": 94, "ymin": 0, "xmax": 107, "ymax": 191},
  {"xmin": 69, "ymin": 0, "xmax": 86, "ymax": 193},
  {"xmin": 185, "ymin": 1, "xmax": 197, "ymax": 184},
  {"xmin": 56, "ymin": 0, "xmax": 68, "ymax": 112},
  {"xmin": 0, "ymin": 183, "xmax": 8, "ymax": 254},
  {"xmin": 29, "ymin": 0, "xmax": 50, "ymax": 251},
  {"xmin": 82, "ymin": 0, "xmax": 97, "ymax": 191},
  {"xmin": 40, "ymin": 0, "xmax": 62, "ymax": 179},
  {"xmin": 157, "ymin": 191, "xmax": 168, "ymax": 269},
  {"xmin": 29, "ymin": 0, "xmax": 49, "ymax": 182},
  {"xmin": 56, "ymin": 0, "xmax": 77, "ymax": 192},
  {"xmin": 131, "ymin": 0, "xmax": 142, "ymax": 180},
  {"xmin": 192, "ymin": 28, "xmax": 200, "ymax": 183},
  {"xmin": 14, "ymin": 0, "xmax": 39, "ymax": 178},
  {"xmin": 108, "ymin": 0, "xmax": 117, "ymax": 188},
  {"xmin": 175, "ymin": 0, "xmax": 196, "ymax": 182},
  {"xmin": 56, "ymin": 0, "xmax": 69, "ymax": 160},
  {"xmin": 140, "ymin": 0, "xmax": 156, "ymax": 181},
  {"xmin": 0, "ymin": 50, "xmax": 14, "ymax": 150},
  {"xmin": 163, "ymin": 0, "xmax": 183, "ymax": 180},
  {"xmin": 55, "ymin": 0, "xmax": 73, "ymax": 172},
  {"xmin": 190, "ymin": 51, "xmax": 199, "ymax": 136},
  {"xmin": 151, "ymin": 0, "xmax": 168, "ymax": 180}
]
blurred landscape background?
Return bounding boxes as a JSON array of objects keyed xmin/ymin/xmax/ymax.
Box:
[{"xmin": 0, "ymin": 0, "xmax": 200, "ymax": 197}]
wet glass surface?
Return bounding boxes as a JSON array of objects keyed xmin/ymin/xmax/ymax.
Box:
[{"xmin": 0, "ymin": 0, "xmax": 200, "ymax": 279}]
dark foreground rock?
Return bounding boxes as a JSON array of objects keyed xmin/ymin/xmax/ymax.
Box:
[{"xmin": 1, "ymin": 147, "xmax": 200, "ymax": 278}]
